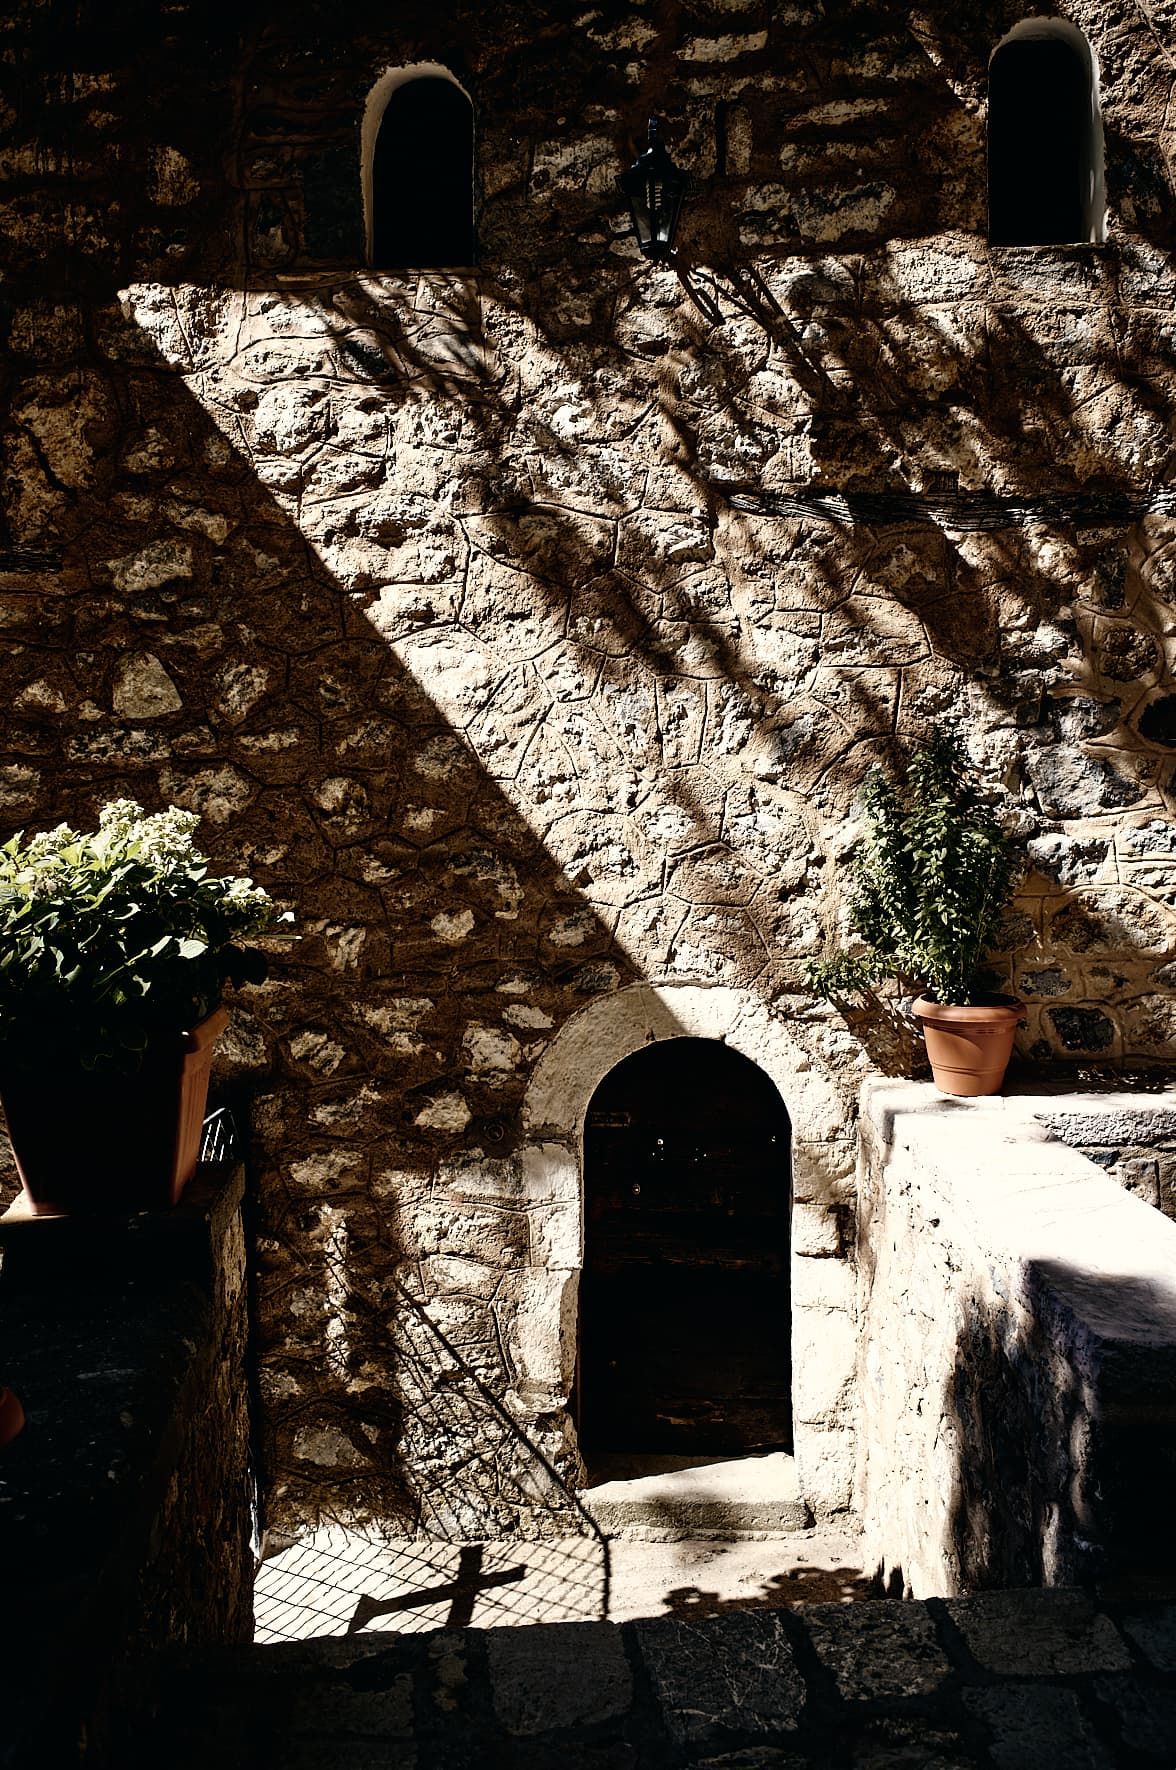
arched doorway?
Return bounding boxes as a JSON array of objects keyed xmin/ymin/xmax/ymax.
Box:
[{"xmin": 577, "ymin": 1037, "xmax": 792, "ymax": 1458}]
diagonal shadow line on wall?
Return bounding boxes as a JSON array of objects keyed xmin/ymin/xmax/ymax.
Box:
[
  {"xmin": 6, "ymin": 227, "xmax": 1176, "ymax": 1519},
  {"xmin": 0, "ymin": 295, "xmax": 697, "ymax": 1534}
]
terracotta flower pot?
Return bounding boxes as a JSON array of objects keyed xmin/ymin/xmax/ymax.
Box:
[
  {"xmin": 0, "ymin": 1006, "xmax": 229, "ymax": 1216},
  {"xmin": 0, "ymin": 1386, "xmax": 24, "ymax": 1448},
  {"xmin": 911, "ymin": 995, "xmax": 1023, "ymax": 1097}
]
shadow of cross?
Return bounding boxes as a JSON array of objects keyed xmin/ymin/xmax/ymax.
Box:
[{"xmin": 346, "ymin": 1544, "xmax": 528, "ymax": 1635}]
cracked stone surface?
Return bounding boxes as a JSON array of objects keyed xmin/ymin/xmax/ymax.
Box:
[{"xmin": 130, "ymin": 1591, "xmax": 1176, "ymax": 1769}]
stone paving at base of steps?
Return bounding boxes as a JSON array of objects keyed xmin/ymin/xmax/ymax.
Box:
[
  {"xmin": 253, "ymin": 1527, "xmax": 873, "ymax": 1642},
  {"xmin": 136, "ymin": 1588, "xmax": 1176, "ymax": 1769}
]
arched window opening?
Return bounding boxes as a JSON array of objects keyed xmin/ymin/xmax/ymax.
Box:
[
  {"xmin": 577, "ymin": 1038, "xmax": 792, "ymax": 1460},
  {"xmin": 988, "ymin": 20, "xmax": 1106, "ymax": 245},
  {"xmin": 363, "ymin": 65, "xmax": 474, "ymax": 269}
]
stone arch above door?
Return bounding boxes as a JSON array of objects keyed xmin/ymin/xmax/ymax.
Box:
[{"xmin": 523, "ymin": 982, "xmax": 850, "ymax": 1201}]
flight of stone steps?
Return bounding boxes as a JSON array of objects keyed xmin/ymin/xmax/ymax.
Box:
[{"xmin": 127, "ymin": 1588, "xmax": 1176, "ymax": 1769}]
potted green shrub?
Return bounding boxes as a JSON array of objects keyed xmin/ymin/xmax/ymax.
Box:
[
  {"xmin": 0, "ymin": 800, "xmax": 291, "ymax": 1214},
  {"xmin": 805, "ymin": 728, "xmax": 1024, "ymax": 1096}
]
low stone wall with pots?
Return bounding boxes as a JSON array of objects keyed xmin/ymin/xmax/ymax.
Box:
[
  {"xmin": 857, "ymin": 1080, "xmax": 1176, "ymax": 1601},
  {"xmin": 1026, "ymin": 1090, "xmax": 1176, "ymax": 1225},
  {"xmin": 0, "ymin": 1166, "xmax": 253, "ymax": 1769}
]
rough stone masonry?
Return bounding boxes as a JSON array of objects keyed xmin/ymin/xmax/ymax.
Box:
[{"xmin": 2, "ymin": 0, "xmax": 1176, "ymax": 1535}]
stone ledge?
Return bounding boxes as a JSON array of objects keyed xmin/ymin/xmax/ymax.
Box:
[
  {"xmin": 579, "ymin": 1451, "xmax": 811, "ymax": 1538},
  {"xmin": 857, "ymin": 1081, "xmax": 1176, "ymax": 1599}
]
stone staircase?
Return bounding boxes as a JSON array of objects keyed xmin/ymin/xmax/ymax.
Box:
[{"xmin": 126, "ymin": 1588, "xmax": 1176, "ymax": 1769}]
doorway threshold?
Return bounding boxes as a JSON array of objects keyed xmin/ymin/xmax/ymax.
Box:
[{"xmin": 579, "ymin": 1450, "xmax": 812, "ymax": 1539}]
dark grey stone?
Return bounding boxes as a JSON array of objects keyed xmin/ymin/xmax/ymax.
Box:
[
  {"xmin": 945, "ymin": 1590, "xmax": 1131, "ymax": 1676},
  {"xmin": 1047, "ymin": 1006, "xmax": 1116, "ymax": 1052},
  {"xmin": 1018, "ymin": 968, "xmax": 1071, "ymax": 998},
  {"xmin": 1120, "ymin": 1605, "xmax": 1176, "ymax": 1669},
  {"xmin": 849, "ymin": 1717, "xmax": 979, "ymax": 1768},
  {"xmin": 276, "ymin": 1667, "xmax": 414, "ymax": 1738},
  {"xmin": 486, "ymin": 1620, "xmax": 632, "ymax": 1737},
  {"xmin": 963, "ymin": 1687, "xmax": 1114, "ymax": 1770},
  {"xmin": 1022, "ymin": 745, "xmax": 1145, "ymax": 819},
  {"xmin": 1051, "ymin": 696, "xmax": 1122, "ymax": 742},
  {"xmin": 1025, "ymin": 834, "xmax": 1109, "ymax": 887},
  {"xmin": 635, "ymin": 1612, "xmax": 805, "ymax": 1745},
  {"xmin": 1092, "ymin": 1673, "xmax": 1176, "ymax": 1756},
  {"xmin": 694, "ymin": 1752, "xmax": 807, "ymax": 1770},
  {"xmin": 800, "ymin": 1600, "xmax": 951, "ymax": 1699}
]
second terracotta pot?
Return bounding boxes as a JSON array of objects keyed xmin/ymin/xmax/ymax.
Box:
[
  {"xmin": 912, "ymin": 995, "xmax": 1023, "ymax": 1097},
  {"xmin": 0, "ymin": 1386, "xmax": 25, "ymax": 1448}
]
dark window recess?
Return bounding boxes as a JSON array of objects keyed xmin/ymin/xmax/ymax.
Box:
[
  {"xmin": 371, "ymin": 78, "xmax": 474, "ymax": 269},
  {"xmin": 578, "ymin": 1038, "xmax": 792, "ymax": 1457},
  {"xmin": 304, "ymin": 148, "xmax": 364, "ymax": 261},
  {"xmin": 989, "ymin": 38, "xmax": 1090, "ymax": 244}
]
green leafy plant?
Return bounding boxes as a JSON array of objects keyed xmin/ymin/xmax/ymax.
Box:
[
  {"xmin": 805, "ymin": 728, "xmax": 1021, "ymax": 1007},
  {"xmin": 0, "ymin": 800, "xmax": 292, "ymax": 1072}
]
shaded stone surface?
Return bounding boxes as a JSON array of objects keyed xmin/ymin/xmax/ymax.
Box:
[
  {"xmin": 1046, "ymin": 1006, "xmax": 1116, "ymax": 1051},
  {"xmin": 945, "ymin": 1590, "xmax": 1131, "ymax": 1677},
  {"xmin": 961, "ymin": 1686, "xmax": 1115, "ymax": 1770},
  {"xmin": 801, "ymin": 1601, "xmax": 951, "ymax": 1700},
  {"xmin": 0, "ymin": 1167, "xmax": 252, "ymax": 1769},
  {"xmin": 858, "ymin": 1082, "xmax": 1176, "ymax": 1601},
  {"xmin": 4, "ymin": 0, "xmax": 1176, "ymax": 1545},
  {"xmin": 487, "ymin": 1622, "xmax": 632, "ymax": 1736},
  {"xmin": 122, "ymin": 1592, "xmax": 1176, "ymax": 1770},
  {"xmin": 635, "ymin": 1612, "xmax": 807, "ymax": 1745}
]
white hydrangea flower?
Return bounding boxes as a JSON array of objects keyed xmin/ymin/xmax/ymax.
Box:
[
  {"xmin": 133, "ymin": 805, "xmax": 201, "ymax": 864},
  {"xmin": 97, "ymin": 800, "xmax": 145, "ymax": 841},
  {"xmin": 23, "ymin": 822, "xmax": 78, "ymax": 862}
]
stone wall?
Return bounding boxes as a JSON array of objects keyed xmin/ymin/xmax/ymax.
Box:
[
  {"xmin": 0, "ymin": 1167, "xmax": 253, "ymax": 1768},
  {"xmin": 857, "ymin": 1081, "xmax": 1176, "ymax": 1599},
  {"xmin": 2, "ymin": 0, "xmax": 1176, "ymax": 1533},
  {"xmin": 1031, "ymin": 1092, "xmax": 1176, "ymax": 1222}
]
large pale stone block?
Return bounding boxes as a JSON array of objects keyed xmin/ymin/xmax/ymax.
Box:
[
  {"xmin": 792, "ymin": 1304, "xmax": 857, "ymax": 1422},
  {"xmin": 792, "ymin": 1252, "xmax": 855, "ymax": 1313},
  {"xmin": 794, "ymin": 1422, "xmax": 856, "ymax": 1517}
]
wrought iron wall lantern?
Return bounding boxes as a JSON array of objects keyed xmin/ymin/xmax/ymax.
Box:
[{"xmin": 617, "ymin": 118, "xmax": 692, "ymax": 261}]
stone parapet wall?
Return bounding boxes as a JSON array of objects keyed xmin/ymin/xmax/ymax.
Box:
[
  {"xmin": 0, "ymin": 1168, "xmax": 253, "ymax": 1769},
  {"xmin": 1028, "ymin": 1091, "xmax": 1176, "ymax": 1224},
  {"xmin": 857, "ymin": 1081, "xmax": 1176, "ymax": 1600},
  {"xmin": 2, "ymin": 0, "xmax": 1176, "ymax": 1530}
]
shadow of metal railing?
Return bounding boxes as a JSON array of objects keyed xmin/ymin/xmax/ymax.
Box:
[{"xmin": 253, "ymin": 1253, "xmax": 612, "ymax": 1643}]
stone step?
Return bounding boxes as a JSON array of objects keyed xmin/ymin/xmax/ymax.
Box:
[
  {"xmin": 126, "ymin": 1588, "xmax": 1168, "ymax": 1770},
  {"xmin": 578, "ymin": 1451, "xmax": 812, "ymax": 1538}
]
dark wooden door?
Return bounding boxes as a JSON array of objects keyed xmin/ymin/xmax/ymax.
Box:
[{"xmin": 578, "ymin": 1038, "xmax": 791, "ymax": 1456}]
